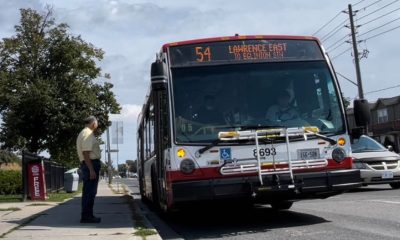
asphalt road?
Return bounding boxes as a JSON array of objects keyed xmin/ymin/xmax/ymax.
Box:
[{"xmin": 119, "ymin": 178, "xmax": 400, "ymax": 240}]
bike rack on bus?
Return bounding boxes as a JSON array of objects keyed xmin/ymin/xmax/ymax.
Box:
[{"xmin": 218, "ymin": 127, "xmax": 328, "ymax": 187}]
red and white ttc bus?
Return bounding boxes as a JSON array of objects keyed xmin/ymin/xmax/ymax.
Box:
[{"xmin": 137, "ymin": 35, "xmax": 362, "ymax": 211}]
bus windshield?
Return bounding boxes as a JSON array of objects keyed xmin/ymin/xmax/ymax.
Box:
[{"xmin": 172, "ymin": 61, "xmax": 345, "ymax": 143}]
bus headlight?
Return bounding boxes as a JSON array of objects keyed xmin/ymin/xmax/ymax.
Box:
[
  {"xmin": 180, "ymin": 159, "xmax": 195, "ymax": 174},
  {"xmin": 332, "ymin": 147, "xmax": 346, "ymax": 163}
]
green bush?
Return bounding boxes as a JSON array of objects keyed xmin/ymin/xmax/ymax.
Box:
[{"xmin": 0, "ymin": 170, "xmax": 22, "ymax": 195}]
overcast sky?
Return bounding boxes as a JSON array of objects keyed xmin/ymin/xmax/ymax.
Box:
[{"xmin": 1, "ymin": 0, "xmax": 400, "ymax": 165}]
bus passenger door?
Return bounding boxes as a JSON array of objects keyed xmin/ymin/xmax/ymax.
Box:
[{"xmin": 154, "ymin": 90, "xmax": 170, "ymax": 207}]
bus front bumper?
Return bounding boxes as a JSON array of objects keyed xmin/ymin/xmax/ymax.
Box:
[{"xmin": 171, "ymin": 169, "xmax": 361, "ymax": 204}]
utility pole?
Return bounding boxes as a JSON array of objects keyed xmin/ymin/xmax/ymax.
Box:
[
  {"xmin": 348, "ymin": 4, "xmax": 365, "ymax": 99},
  {"xmin": 106, "ymin": 127, "xmax": 112, "ymax": 185},
  {"xmin": 116, "ymin": 121, "xmax": 120, "ymax": 192}
]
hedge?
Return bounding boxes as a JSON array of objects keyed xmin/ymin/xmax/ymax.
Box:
[{"xmin": 0, "ymin": 170, "xmax": 22, "ymax": 195}]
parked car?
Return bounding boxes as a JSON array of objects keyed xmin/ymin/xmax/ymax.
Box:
[{"xmin": 352, "ymin": 135, "xmax": 400, "ymax": 189}]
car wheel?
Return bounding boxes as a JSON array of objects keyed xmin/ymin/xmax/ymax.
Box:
[
  {"xmin": 389, "ymin": 182, "xmax": 400, "ymax": 189},
  {"xmin": 270, "ymin": 201, "xmax": 293, "ymax": 210}
]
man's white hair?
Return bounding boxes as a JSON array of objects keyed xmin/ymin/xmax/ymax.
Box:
[{"xmin": 84, "ymin": 116, "xmax": 97, "ymax": 125}]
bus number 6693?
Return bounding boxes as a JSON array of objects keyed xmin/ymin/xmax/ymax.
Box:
[{"xmin": 253, "ymin": 148, "xmax": 277, "ymax": 157}]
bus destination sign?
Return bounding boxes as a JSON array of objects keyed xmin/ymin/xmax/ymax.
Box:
[{"xmin": 169, "ymin": 39, "xmax": 324, "ymax": 67}]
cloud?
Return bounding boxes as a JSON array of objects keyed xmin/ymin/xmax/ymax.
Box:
[
  {"xmin": 0, "ymin": 0, "xmax": 44, "ymax": 38},
  {"xmin": 110, "ymin": 104, "xmax": 142, "ymax": 123}
]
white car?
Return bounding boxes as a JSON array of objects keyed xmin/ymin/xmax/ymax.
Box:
[{"xmin": 352, "ymin": 135, "xmax": 400, "ymax": 189}]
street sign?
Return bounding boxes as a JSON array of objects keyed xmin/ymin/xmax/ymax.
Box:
[
  {"xmin": 111, "ymin": 121, "xmax": 123, "ymax": 144},
  {"xmin": 107, "ymin": 149, "xmax": 119, "ymax": 153}
]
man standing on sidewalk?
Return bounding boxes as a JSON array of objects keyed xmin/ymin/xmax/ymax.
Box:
[{"xmin": 76, "ymin": 116, "xmax": 102, "ymax": 223}]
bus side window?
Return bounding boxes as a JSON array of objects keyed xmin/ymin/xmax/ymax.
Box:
[
  {"xmin": 143, "ymin": 118, "xmax": 148, "ymax": 159},
  {"xmin": 149, "ymin": 102, "xmax": 155, "ymax": 156},
  {"xmin": 137, "ymin": 129, "xmax": 142, "ymax": 161}
]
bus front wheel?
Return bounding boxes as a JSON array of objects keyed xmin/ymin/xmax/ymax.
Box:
[{"xmin": 270, "ymin": 201, "xmax": 293, "ymax": 211}]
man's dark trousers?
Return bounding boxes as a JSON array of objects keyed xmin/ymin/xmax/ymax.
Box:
[{"xmin": 80, "ymin": 160, "xmax": 101, "ymax": 219}]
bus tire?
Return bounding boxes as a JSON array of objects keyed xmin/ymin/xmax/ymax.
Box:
[
  {"xmin": 389, "ymin": 182, "xmax": 400, "ymax": 189},
  {"xmin": 270, "ymin": 201, "xmax": 293, "ymax": 211}
]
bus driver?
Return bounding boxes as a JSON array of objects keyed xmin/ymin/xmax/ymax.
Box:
[{"xmin": 266, "ymin": 89, "xmax": 300, "ymax": 125}]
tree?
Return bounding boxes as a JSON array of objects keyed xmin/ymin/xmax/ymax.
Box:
[
  {"xmin": 99, "ymin": 161, "xmax": 107, "ymax": 177},
  {"xmin": 0, "ymin": 8, "xmax": 120, "ymax": 167},
  {"xmin": 117, "ymin": 164, "xmax": 127, "ymax": 177},
  {"xmin": 126, "ymin": 159, "xmax": 137, "ymax": 173},
  {"xmin": 0, "ymin": 150, "xmax": 20, "ymax": 168},
  {"xmin": 343, "ymin": 96, "xmax": 351, "ymax": 111}
]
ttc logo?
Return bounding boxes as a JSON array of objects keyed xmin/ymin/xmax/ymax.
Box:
[
  {"xmin": 31, "ymin": 165, "xmax": 40, "ymax": 175},
  {"xmin": 220, "ymin": 148, "xmax": 231, "ymax": 161}
]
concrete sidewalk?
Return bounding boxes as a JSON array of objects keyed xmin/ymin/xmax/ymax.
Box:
[{"xmin": 0, "ymin": 180, "xmax": 161, "ymax": 240}]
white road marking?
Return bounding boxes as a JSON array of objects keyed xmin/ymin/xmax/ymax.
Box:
[{"xmin": 368, "ymin": 199, "xmax": 400, "ymax": 205}]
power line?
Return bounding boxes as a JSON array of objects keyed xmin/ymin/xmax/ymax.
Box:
[
  {"xmin": 321, "ymin": 18, "xmax": 348, "ymax": 42},
  {"xmin": 354, "ymin": 0, "xmax": 368, "ymax": 6},
  {"xmin": 312, "ymin": 0, "xmax": 368, "ymax": 38},
  {"xmin": 322, "ymin": 21, "xmax": 349, "ymax": 42},
  {"xmin": 327, "ymin": 40, "xmax": 350, "ymax": 54},
  {"xmin": 336, "ymin": 72, "xmax": 358, "ymax": 86},
  {"xmin": 326, "ymin": 33, "xmax": 350, "ymax": 51},
  {"xmin": 365, "ymin": 84, "xmax": 400, "ymax": 94},
  {"xmin": 357, "ymin": 0, "xmax": 384, "ymax": 11},
  {"xmin": 359, "ymin": 6, "xmax": 400, "ymax": 26},
  {"xmin": 313, "ymin": 11, "xmax": 344, "ymax": 36},
  {"xmin": 359, "ymin": 15, "xmax": 400, "ymax": 37},
  {"xmin": 331, "ymin": 46, "xmax": 352, "ymax": 59},
  {"xmin": 362, "ymin": 24, "xmax": 400, "ymax": 40},
  {"xmin": 357, "ymin": 0, "xmax": 400, "ymax": 21}
]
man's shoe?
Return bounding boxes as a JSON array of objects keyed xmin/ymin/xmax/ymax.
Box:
[{"xmin": 80, "ymin": 216, "xmax": 101, "ymax": 223}]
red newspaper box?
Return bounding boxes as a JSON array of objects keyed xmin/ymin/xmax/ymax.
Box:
[{"xmin": 27, "ymin": 162, "xmax": 47, "ymax": 200}]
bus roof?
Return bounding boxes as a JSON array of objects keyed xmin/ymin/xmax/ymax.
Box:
[{"xmin": 162, "ymin": 35, "xmax": 320, "ymax": 51}]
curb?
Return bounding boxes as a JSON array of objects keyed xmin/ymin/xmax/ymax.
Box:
[{"xmin": 108, "ymin": 183, "xmax": 162, "ymax": 240}]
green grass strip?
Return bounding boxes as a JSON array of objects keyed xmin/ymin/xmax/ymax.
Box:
[{"xmin": 0, "ymin": 207, "xmax": 21, "ymax": 211}]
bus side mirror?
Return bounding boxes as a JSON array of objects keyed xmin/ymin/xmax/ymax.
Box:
[
  {"xmin": 353, "ymin": 99, "xmax": 370, "ymax": 127},
  {"xmin": 151, "ymin": 60, "xmax": 167, "ymax": 91},
  {"xmin": 387, "ymin": 145, "xmax": 394, "ymax": 152},
  {"xmin": 351, "ymin": 127, "xmax": 364, "ymax": 140}
]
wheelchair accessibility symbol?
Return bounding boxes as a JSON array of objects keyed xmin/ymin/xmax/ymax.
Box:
[{"xmin": 220, "ymin": 148, "xmax": 231, "ymax": 160}]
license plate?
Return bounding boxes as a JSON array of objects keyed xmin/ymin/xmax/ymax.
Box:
[
  {"xmin": 298, "ymin": 148, "xmax": 320, "ymax": 160},
  {"xmin": 382, "ymin": 171, "xmax": 394, "ymax": 179}
]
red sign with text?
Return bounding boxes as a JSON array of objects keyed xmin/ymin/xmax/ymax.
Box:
[{"xmin": 28, "ymin": 162, "xmax": 47, "ymax": 200}]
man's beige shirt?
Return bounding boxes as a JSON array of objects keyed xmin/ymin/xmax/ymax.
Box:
[{"xmin": 76, "ymin": 127, "xmax": 101, "ymax": 162}]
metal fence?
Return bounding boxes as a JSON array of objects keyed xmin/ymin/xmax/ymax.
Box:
[{"xmin": 43, "ymin": 158, "xmax": 66, "ymax": 193}]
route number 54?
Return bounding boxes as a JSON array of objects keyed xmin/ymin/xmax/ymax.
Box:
[{"xmin": 195, "ymin": 47, "xmax": 211, "ymax": 62}]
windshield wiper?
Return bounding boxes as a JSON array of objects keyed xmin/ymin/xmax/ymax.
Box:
[
  {"xmin": 198, "ymin": 139, "xmax": 223, "ymax": 155},
  {"xmin": 307, "ymin": 131, "xmax": 337, "ymax": 145},
  {"xmin": 197, "ymin": 138, "xmax": 245, "ymax": 155}
]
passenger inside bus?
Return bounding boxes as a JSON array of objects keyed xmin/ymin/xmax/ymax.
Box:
[{"xmin": 192, "ymin": 95, "xmax": 225, "ymax": 124}]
